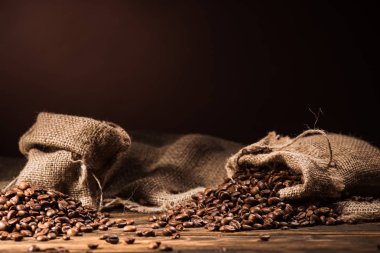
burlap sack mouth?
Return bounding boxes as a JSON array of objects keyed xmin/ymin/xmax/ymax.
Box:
[
  {"xmin": 11, "ymin": 112, "xmax": 132, "ymax": 208},
  {"xmin": 226, "ymin": 129, "xmax": 380, "ymax": 222}
]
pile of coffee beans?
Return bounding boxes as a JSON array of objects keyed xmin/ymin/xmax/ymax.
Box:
[
  {"xmin": 0, "ymin": 182, "xmax": 109, "ymax": 241},
  {"xmin": 148, "ymin": 166, "xmax": 343, "ymax": 232}
]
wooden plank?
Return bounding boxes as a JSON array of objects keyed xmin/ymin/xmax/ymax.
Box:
[{"xmin": 0, "ymin": 212, "xmax": 379, "ymax": 253}]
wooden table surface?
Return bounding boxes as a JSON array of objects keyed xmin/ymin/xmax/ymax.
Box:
[{"xmin": 0, "ymin": 211, "xmax": 379, "ymax": 253}]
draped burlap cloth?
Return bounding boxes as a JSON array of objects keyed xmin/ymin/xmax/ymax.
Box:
[
  {"xmin": 226, "ymin": 130, "xmax": 380, "ymax": 221},
  {"xmin": 9, "ymin": 112, "xmax": 241, "ymax": 212}
]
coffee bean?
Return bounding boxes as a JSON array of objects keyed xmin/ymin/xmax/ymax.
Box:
[
  {"xmin": 151, "ymin": 223, "xmax": 160, "ymax": 229},
  {"xmin": 326, "ymin": 217, "xmax": 336, "ymax": 225},
  {"xmin": 106, "ymin": 234, "xmax": 119, "ymax": 244},
  {"xmin": 99, "ymin": 234, "xmax": 108, "ymax": 240},
  {"xmin": 62, "ymin": 235, "xmax": 70, "ymax": 240},
  {"xmin": 124, "ymin": 237, "xmax": 135, "ymax": 244},
  {"xmin": 0, "ymin": 221, "xmax": 8, "ymax": 231},
  {"xmin": 148, "ymin": 241, "xmax": 161, "ymax": 249},
  {"xmin": 27, "ymin": 245, "xmax": 41, "ymax": 252},
  {"xmin": 162, "ymin": 229, "xmax": 173, "ymax": 236},
  {"xmin": 97, "ymin": 225, "xmax": 107, "ymax": 231},
  {"xmin": 141, "ymin": 229, "xmax": 155, "ymax": 237},
  {"xmin": 36, "ymin": 235, "xmax": 48, "ymax": 241},
  {"xmin": 47, "ymin": 232, "xmax": 57, "ymax": 240},
  {"xmin": 259, "ymin": 234, "xmax": 271, "ymax": 241},
  {"xmin": 171, "ymin": 233, "xmax": 180, "ymax": 239},
  {"xmin": 17, "ymin": 182, "xmax": 31, "ymax": 191},
  {"xmin": 87, "ymin": 244, "xmax": 98, "ymax": 249},
  {"xmin": 11, "ymin": 232, "xmax": 23, "ymax": 241},
  {"xmin": 159, "ymin": 244, "xmax": 173, "ymax": 251},
  {"xmin": 126, "ymin": 219, "xmax": 135, "ymax": 225},
  {"xmin": 123, "ymin": 225, "xmax": 137, "ymax": 232}
]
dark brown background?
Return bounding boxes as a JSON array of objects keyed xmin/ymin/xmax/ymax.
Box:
[{"xmin": 0, "ymin": 0, "xmax": 378, "ymax": 156}]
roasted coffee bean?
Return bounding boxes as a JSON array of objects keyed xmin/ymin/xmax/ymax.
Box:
[
  {"xmin": 47, "ymin": 232, "xmax": 57, "ymax": 240},
  {"xmin": 326, "ymin": 217, "xmax": 336, "ymax": 225},
  {"xmin": 148, "ymin": 241, "xmax": 161, "ymax": 249},
  {"xmin": 62, "ymin": 235, "xmax": 70, "ymax": 240},
  {"xmin": 106, "ymin": 234, "xmax": 119, "ymax": 244},
  {"xmin": 259, "ymin": 234, "xmax": 271, "ymax": 241},
  {"xmin": 141, "ymin": 229, "xmax": 155, "ymax": 237},
  {"xmin": 98, "ymin": 225, "xmax": 108, "ymax": 231},
  {"xmin": 123, "ymin": 225, "xmax": 137, "ymax": 232},
  {"xmin": 171, "ymin": 233, "xmax": 180, "ymax": 239},
  {"xmin": 126, "ymin": 219, "xmax": 135, "ymax": 225},
  {"xmin": 151, "ymin": 223, "xmax": 160, "ymax": 229},
  {"xmin": 220, "ymin": 225, "xmax": 235, "ymax": 232},
  {"xmin": 0, "ymin": 231, "xmax": 9, "ymax": 240},
  {"xmin": 36, "ymin": 235, "xmax": 49, "ymax": 241},
  {"xmin": 0, "ymin": 221, "xmax": 8, "ymax": 231},
  {"xmin": 27, "ymin": 245, "xmax": 41, "ymax": 252},
  {"xmin": 99, "ymin": 234, "xmax": 108, "ymax": 240},
  {"xmin": 124, "ymin": 237, "xmax": 135, "ymax": 244},
  {"xmin": 162, "ymin": 229, "xmax": 173, "ymax": 236},
  {"xmin": 87, "ymin": 244, "xmax": 98, "ymax": 249},
  {"xmin": 11, "ymin": 232, "xmax": 23, "ymax": 241},
  {"xmin": 159, "ymin": 244, "xmax": 173, "ymax": 251}
]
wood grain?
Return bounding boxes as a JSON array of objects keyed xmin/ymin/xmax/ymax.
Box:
[{"xmin": 0, "ymin": 211, "xmax": 379, "ymax": 253}]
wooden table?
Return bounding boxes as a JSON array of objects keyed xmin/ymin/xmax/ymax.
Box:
[{"xmin": 0, "ymin": 211, "xmax": 379, "ymax": 253}]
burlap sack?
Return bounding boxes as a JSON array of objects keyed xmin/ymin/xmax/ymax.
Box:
[
  {"xmin": 14, "ymin": 112, "xmax": 132, "ymax": 207},
  {"xmin": 226, "ymin": 129, "xmax": 380, "ymax": 221},
  {"xmin": 7, "ymin": 112, "xmax": 241, "ymax": 212}
]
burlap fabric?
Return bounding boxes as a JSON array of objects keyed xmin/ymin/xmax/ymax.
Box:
[
  {"xmin": 14, "ymin": 112, "xmax": 131, "ymax": 207},
  {"xmin": 226, "ymin": 130, "xmax": 380, "ymax": 221},
  {"xmin": 7, "ymin": 112, "xmax": 241, "ymax": 212}
]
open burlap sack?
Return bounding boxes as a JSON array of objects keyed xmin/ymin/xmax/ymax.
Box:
[
  {"xmin": 226, "ymin": 129, "xmax": 380, "ymax": 221},
  {"xmin": 13, "ymin": 112, "xmax": 131, "ymax": 207},
  {"xmin": 7, "ymin": 112, "xmax": 241, "ymax": 212}
]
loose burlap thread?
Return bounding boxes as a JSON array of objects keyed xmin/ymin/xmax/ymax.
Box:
[{"xmin": 226, "ymin": 129, "xmax": 380, "ymax": 221}]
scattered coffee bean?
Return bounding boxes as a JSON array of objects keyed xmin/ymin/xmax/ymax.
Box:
[
  {"xmin": 259, "ymin": 234, "xmax": 271, "ymax": 241},
  {"xmin": 138, "ymin": 229, "xmax": 155, "ymax": 237},
  {"xmin": 36, "ymin": 235, "xmax": 48, "ymax": 241},
  {"xmin": 105, "ymin": 234, "xmax": 119, "ymax": 244},
  {"xmin": 98, "ymin": 225, "xmax": 108, "ymax": 231},
  {"xmin": 151, "ymin": 223, "xmax": 160, "ymax": 229},
  {"xmin": 27, "ymin": 245, "xmax": 41, "ymax": 252},
  {"xmin": 162, "ymin": 229, "xmax": 173, "ymax": 236},
  {"xmin": 126, "ymin": 219, "xmax": 135, "ymax": 225},
  {"xmin": 124, "ymin": 237, "xmax": 135, "ymax": 244},
  {"xmin": 171, "ymin": 233, "xmax": 180, "ymax": 239},
  {"xmin": 159, "ymin": 244, "xmax": 173, "ymax": 251},
  {"xmin": 123, "ymin": 225, "xmax": 137, "ymax": 232},
  {"xmin": 87, "ymin": 244, "xmax": 98, "ymax": 249},
  {"xmin": 148, "ymin": 241, "xmax": 161, "ymax": 249},
  {"xmin": 62, "ymin": 235, "xmax": 70, "ymax": 240},
  {"xmin": 99, "ymin": 234, "xmax": 108, "ymax": 240}
]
